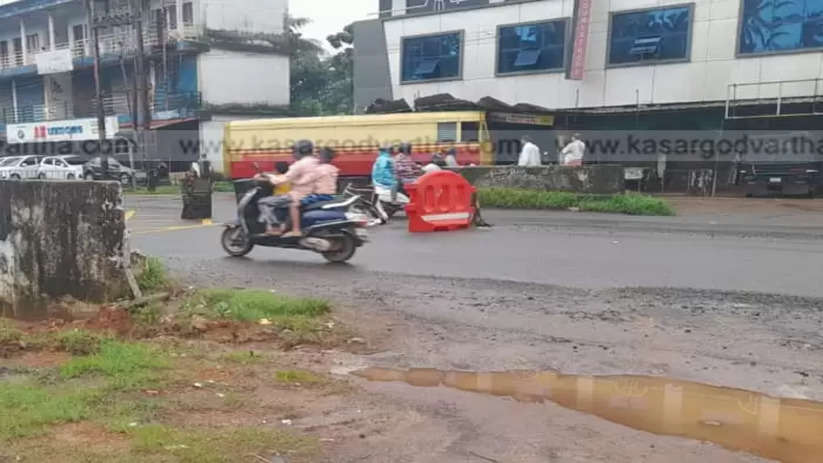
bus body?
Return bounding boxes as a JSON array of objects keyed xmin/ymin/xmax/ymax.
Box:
[{"xmin": 223, "ymin": 111, "xmax": 493, "ymax": 179}]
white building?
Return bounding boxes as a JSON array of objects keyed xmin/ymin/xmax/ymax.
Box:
[
  {"xmin": 0, "ymin": 0, "xmax": 290, "ymax": 172},
  {"xmin": 355, "ymin": 0, "xmax": 823, "ymax": 127}
]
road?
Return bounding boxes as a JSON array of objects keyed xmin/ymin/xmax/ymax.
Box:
[
  {"xmin": 126, "ymin": 193, "xmax": 823, "ymax": 462},
  {"xmin": 129, "ymin": 194, "xmax": 823, "ymax": 298}
]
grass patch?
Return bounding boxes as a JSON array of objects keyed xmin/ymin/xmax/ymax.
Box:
[
  {"xmin": 0, "ymin": 382, "xmax": 95, "ymax": 439},
  {"xmin": 477, "ymin": 188, "xmax": 675, "ymax": 216},
  {"xmin": 60, "ymin": 340, "xmax": 169, "ymax": 391},
  {"xmin": 0, "ymin": 319, "xmax": 23, "ymax": 344},
  {"xmin": 184, "ymin": 289, "xmax": 330, "ymax": 323},
  {"xmin": 55, "ymin": 330, "xmax": 106, "ymax": 356},
  {"xmin": 213, "ymin": 181, "xmax": 234, "ymax": 193},
  {"xmin": 274, "ymin": 370, "xmax": 325, "ymax": 385},
  {"xmin": 136, "ymin": 257, "xmax": 170, "ymax": 293},
  {"xmin": 131, "ymin": 425, "xmax": 317, "ymax": 463}
]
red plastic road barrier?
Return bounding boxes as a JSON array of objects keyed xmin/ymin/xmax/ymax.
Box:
[{"xmin": 404, "ymin": 171, "xmax": 475, "ymax": 233}]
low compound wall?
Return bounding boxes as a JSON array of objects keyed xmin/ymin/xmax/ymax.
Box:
[
  {"xmin": 0, "ymin": 181, "xmax": 128, "ymax": 319},
  {"xmin": 451, "ymin": 166, "xmax": 625, "ymax": 195}
]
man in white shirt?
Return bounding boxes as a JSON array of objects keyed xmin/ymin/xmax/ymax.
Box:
[
  {"xmin": 562, "ymin": 134, "xmax": 586, "ymax": 166},
  {"xmin": 517, "ymin": 136, "xmax": 542, "ymax": 167}
]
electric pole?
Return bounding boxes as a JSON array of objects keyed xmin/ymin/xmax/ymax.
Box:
[
  {"xmin": 131, "ymin": 0, "xmax": 151, "ymax": 175},
  {"xmin": 85, "ymin": 0, "xmax": 108, "ymax": 175}
]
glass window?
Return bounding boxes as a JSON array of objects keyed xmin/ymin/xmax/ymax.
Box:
[
  {"xmin": 461, "ymin": 122, "xmax": 479, "ymax": 142},
  {"xmin": 498, "ymin": 20, "xmax": 567, "ymax": 74},
  {"xmin": 182, "ymin": 2, "xmax": 194, "ymax": 25},
  {"xmin": 740, "ymin": 0, "xmax": 823, "ymax": 54},
  {"xmin": 608, "ymin": 5, "xmax": 692, "ymax": 65},
  {"xmin": 42, "ymin": 158, "xmax": 54, "ymax": 166},
  {"xmin": 401, "ymin": 32, "xmax": 462, "ymax": 82}
]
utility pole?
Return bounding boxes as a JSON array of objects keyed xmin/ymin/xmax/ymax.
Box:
[
  {"xmin": 85, "ymin": 0, "xmax": 108, "ymax": 175},
  {"xmin": 131, "ymin": 0, "xmax": 152, "ymax": 176}
]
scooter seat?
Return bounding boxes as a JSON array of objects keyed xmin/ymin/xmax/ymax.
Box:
[{"xmin": 302, "ymin": 195, "xmax": 358, "ymax": 212}]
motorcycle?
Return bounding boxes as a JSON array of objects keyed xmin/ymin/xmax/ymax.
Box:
[
  {"xmin": 342, "ymin": 183, "xmax": 409, "ymax": 225},
  {"xmin": 221, "ymin": 178, "xmax": 370, "ymax": 263}
]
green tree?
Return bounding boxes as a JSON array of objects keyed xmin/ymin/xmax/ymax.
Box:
[{"xmin": 290, "ymin": 22, "xmax": 354, "ymax": 116}]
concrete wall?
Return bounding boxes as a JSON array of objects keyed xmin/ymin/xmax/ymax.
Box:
[
  {"xmin": 200, "ymin": 0, "xmax": 287, "ymax": 35},
  {"xmin": 353, "ymin": 19, "xmax": 393, "ymax": 113},
  {"xmin": 0, "ymin": 181, "xmax": 128, "ymax": 318},
  {"xmin": 198, "ymin": 49, "xmax": 289, "ymax": 107},
  {"xmin": 373, "ymin": 0, "xmax": 823, "ymax": 110},
  {"xmin": 453, "ymin": 165, "xmax": 625, "ymax": 194}
]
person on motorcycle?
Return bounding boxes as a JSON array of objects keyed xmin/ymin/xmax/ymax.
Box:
[
  {"xmin": 303, "ymin": 147, "xmax": 339, "ymax": 206},
  {"xmin": 393, "ymin": 142, "xmax": 421, "ymax": 200},
  {"xmin": 371, "ymin": 145, "xmax": 396, "ymax": 192},
  {"xmin": 257, "ymin": 140, "xmax": 319, "ymax": 237}
]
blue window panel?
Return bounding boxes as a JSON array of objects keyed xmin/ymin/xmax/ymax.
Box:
[
  {"xmin": 740, "ymin": 0, "xmax": 823, "ymax": 54},
  {"xmin": 498, "ymin": 20, "xmax": 567, "ymax": 74},
  {"xmin": 402, "ymin": 32, "xmax": 461, "ymax": 82},
  {"xmin": 609, "ymin": 6, "xmax": 692, "ymax": 65}
]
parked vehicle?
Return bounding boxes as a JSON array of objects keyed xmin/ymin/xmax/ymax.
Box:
[
  {"xmin": 221, "ymin": 179, "xmax": 370, "ymax": 263},
  {"xmin": 0, "ymin": 156, "xmax": 43, "ymax": 180},
  {"xmin": 37, "ymin": 156, "xmax": 85, "ymax": 180},
  {"xmin": 83, "ymin": 156, "xmax": 145, "ymax": 185},
  {"xmin": 741, "ymin": 163, "xmax": 822, "ymax": 198}
]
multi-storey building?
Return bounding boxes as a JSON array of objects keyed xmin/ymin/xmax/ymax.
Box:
[
  {"xmin": 0, "ymin": 0, "xmax": 289, "ymax": 171},
  {"xmin": 355, "ymin": 0, "xmax": 823, "ymax": 129}
]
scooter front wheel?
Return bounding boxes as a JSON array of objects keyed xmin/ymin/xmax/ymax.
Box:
[{"xmin": 221, "ymin": 227, "xmax": 253, "ymax": 257}]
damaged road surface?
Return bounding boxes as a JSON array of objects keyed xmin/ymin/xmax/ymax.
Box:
[{"xmin": 131, "ymin": 195, "xmax": 823, "ymax": 462}]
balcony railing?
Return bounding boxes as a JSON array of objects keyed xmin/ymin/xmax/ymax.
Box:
[
  {"xmin": 88, "ymin": 91, "xmax": 202, "ymax": 118},
  {"xmin": 1, "ymin": 102, "xmax": 73, "ymax": 124}
]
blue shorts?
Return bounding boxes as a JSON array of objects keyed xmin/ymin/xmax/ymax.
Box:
[{"xmin": 301, "ymin": 194, "xmax": 334, "ymax": 206}]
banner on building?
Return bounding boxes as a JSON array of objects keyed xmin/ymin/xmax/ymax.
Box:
[
  {"xmin": 567, "ymin": 0, "xmax": 592, "ymax": 80},
  {"xmin": 35, "ymin": 49, "xmax": 74, "ymax": 75},
  {"xmin": 7, "ymin": 117, "xmax": 120, "ymax": 144}
]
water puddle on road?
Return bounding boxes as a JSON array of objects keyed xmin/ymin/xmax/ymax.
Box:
[{"xmin": 354, "ymin": 368, "xmax": 823, "ymax": 463}]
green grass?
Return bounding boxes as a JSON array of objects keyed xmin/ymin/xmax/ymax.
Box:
[
  {"xmin": 130, "ymin": 425, "xmax": 317, "ymax": 463},
  {"xmin": 0, "ymin": 382, "xmax": 96, "ymax": 439},
  {"xmin": 212, "ymin": 181, "xmax": 234, "ymax": 193},
  {"xmin": 477, "ymin": 188, "xmax": 675, "ymax": 216},
  {"xmin": 136, "ymin": 257, "xmax": 170, "ymax": 293},
  {"xmin": 55, "ymin": 330, "xmax": 106, "ymax": 356},
  {"xmin": 60, "ymin": 340, "xmax": 169, "ymax": 391},
  {"xmin": 0, "ymin": 319, "xmax": 23, "ymax": 344},
  {"xmin": 274, "ymin": 370, "xmax": 325, "ymax": 385},
  {"xmin": 184, "ymin": 289, "xmax": 330, "ymax": 323},
  {"xmin": 125, "ymin": 181, "xmax": 233, "ymax": 195}
]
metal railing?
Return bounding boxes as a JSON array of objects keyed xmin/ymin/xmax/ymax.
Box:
[
  {"xmin": 88, "ymin": 91, "xmax": 202, "ymax": 118},
  {"xmin": 725, "ymin": 78, "xmax": 823, "ymax": 120},
  {"xmin": 1, "ymin": 102, "xmax": 73, "ymax": 124}
]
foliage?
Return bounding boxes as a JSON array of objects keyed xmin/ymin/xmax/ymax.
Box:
[
  {"xmin": 55, "ymin": 330, "xmax": 106, "ymax": 356},
  {"xmin": 477, "ymin": 188, "xmax": 675, "ymax": 216},
  {"xmin": 137, "ymin": 257, "xmax": 170, "ymax": 293},
  {"xmin": 291, "ymin": 20, "xmax": 354, "ymax": 116},
  {"xmin": 183, "ymin": 289, "xmax": 330, "ymax": 323},
  {"xmin": 60, "ymin": 340, "xmax": 169, "ymax": 391}
]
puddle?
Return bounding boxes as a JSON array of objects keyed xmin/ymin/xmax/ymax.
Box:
[{"xmin": 354, "ymin": 368, "xmax": 823, "ymax": 463}]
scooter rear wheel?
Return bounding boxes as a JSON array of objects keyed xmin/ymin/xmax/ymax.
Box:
[
  {"xmin": 221, "ymin": 227, "xmax": 253, "ymax": 257},
  {"xmin": 322, "ymin": 232, "xmax": 356, "ymax": 263}
]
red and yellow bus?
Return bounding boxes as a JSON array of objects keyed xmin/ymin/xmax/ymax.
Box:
[{"xmin": 223, "ymin": 111, "xmax": 494, "ymax": 179}]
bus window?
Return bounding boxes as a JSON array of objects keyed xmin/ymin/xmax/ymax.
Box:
[
  {"xmin": 437, "ymin": 122, "xmax": 457, "ymax": 142},
  {"xmin": 461, "ymin": 122, "xmax": 479, "ymax": 142}
]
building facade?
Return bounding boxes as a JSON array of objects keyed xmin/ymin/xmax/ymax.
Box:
[
  {"xmin": 0, "ymin": 0, "xmax": 289, "ymax": 171},
  {"xmin": 356, "ymin": 0, "xmax": 823, "ymax": 128}
]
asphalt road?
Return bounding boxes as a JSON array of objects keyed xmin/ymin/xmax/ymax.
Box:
[{"xmin": 128, "ymin": 194, "xmax": 823, "ymax": 298}]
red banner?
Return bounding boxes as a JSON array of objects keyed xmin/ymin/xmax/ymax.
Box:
[{"xmin": 568, "ymin": 0, "xmax": 592, "ymax": 80}]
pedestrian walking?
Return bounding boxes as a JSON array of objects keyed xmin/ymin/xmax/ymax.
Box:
[
  {"xmin": 517, "ymin": 136, "xmax": 542, "ymax": 167},
  {"xmin": 561, "ymin": 133, "xmax": 586, "ymax": 167}
]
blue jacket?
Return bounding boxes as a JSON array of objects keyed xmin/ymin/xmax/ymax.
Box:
[{"xmin": 371, "ymin": 150, "xmax": 396, "ymax": 188}]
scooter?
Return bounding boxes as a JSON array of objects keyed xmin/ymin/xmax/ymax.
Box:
[{"xmin": 221, "ymin": 179, "xmax": 370, "ymax": 263}]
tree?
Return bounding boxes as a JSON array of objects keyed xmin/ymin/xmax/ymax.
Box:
[{"xmin": 290, "ymin": 22, "xmax": 354, "ymax": 116}]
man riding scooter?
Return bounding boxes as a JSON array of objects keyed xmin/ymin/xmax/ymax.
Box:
[{"xmin": 256, "ymin": 140, "xmax": 319, "ymax": 237}]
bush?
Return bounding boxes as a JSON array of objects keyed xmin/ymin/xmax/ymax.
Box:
[
  {"xmin": 56, "ymin": 330, "xmax": 106, "ymax": 356},
  {"xmin": 136, "ymin": 257, "xmax": 170, "ymax": 293},
  {"xmin": 477, "ymin": 188, "xmax": 675, "ymax": 216}
]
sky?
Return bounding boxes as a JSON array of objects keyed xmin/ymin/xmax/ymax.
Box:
[{"xmin": 290, "ymin": 0, "xmax": 375, "ymax": 50}]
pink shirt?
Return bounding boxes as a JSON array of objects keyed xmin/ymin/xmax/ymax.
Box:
[
  {"xmin": 279, "ymin": 156, "xmax": 319, "ymax": 201},
  {"xmin": 314, "ymin": 164, "xmax": 339, "ymax": 195}
]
